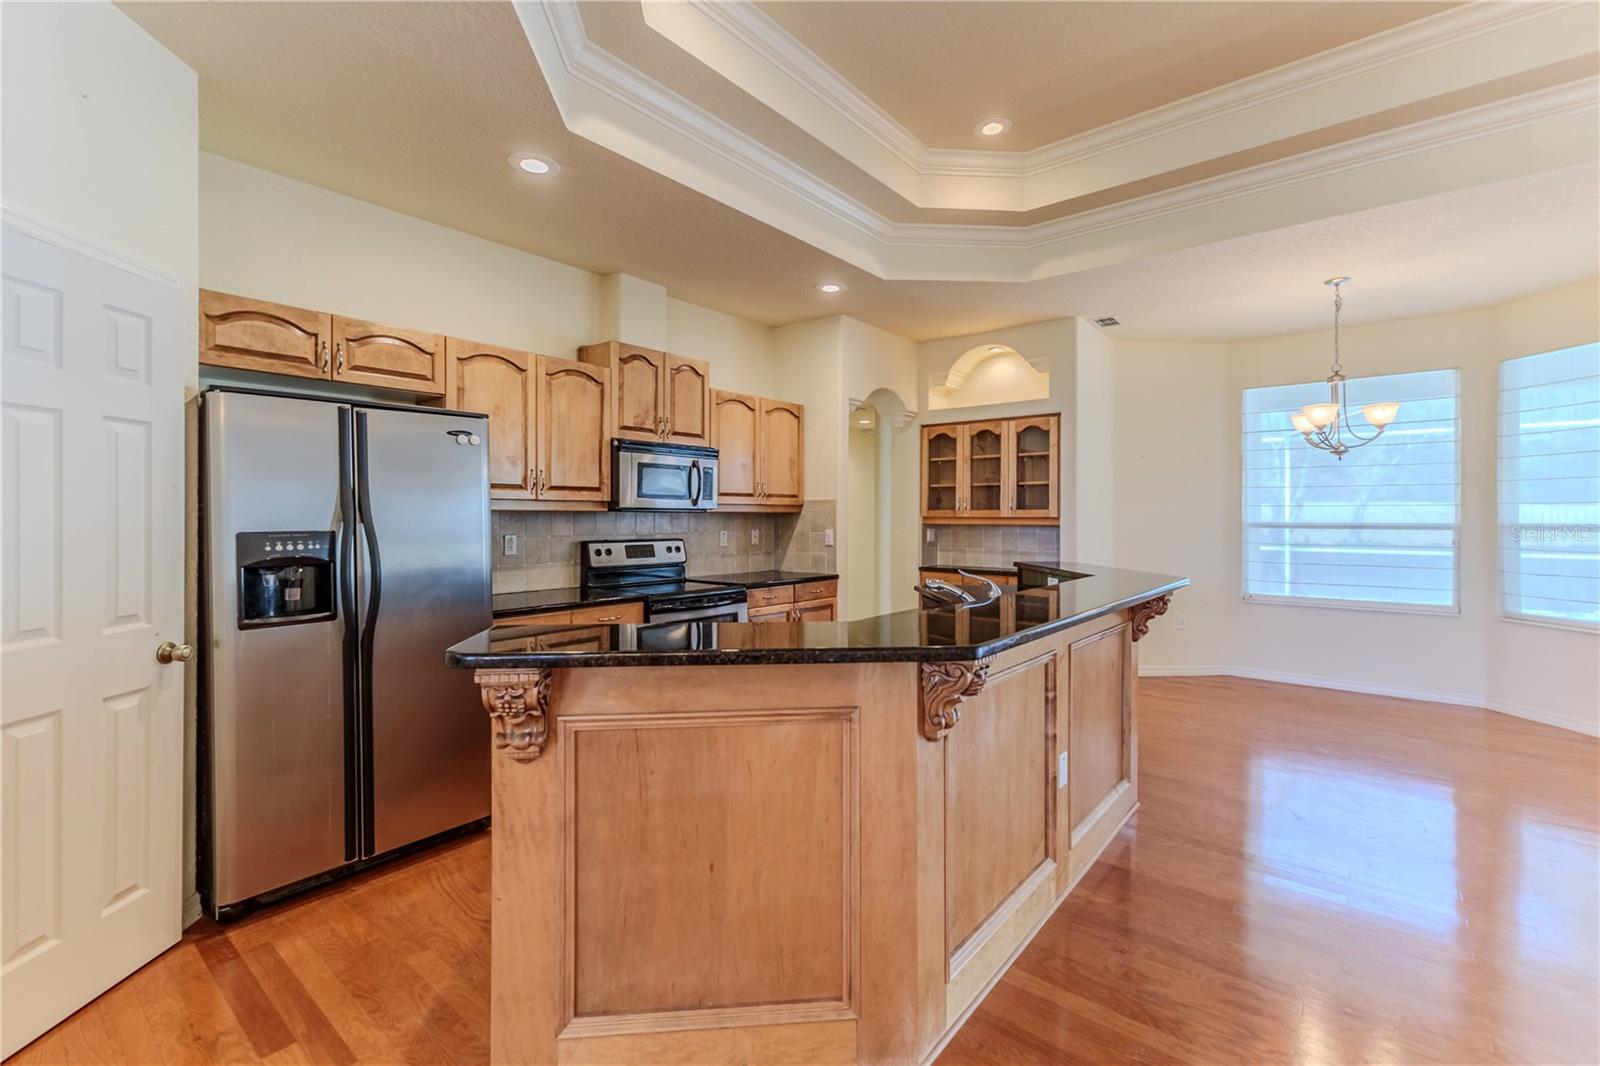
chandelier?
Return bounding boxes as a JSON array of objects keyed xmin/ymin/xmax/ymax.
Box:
[{"xmin": 1291, "ymin": 277, "xmax": 1400, "ymax": 459}]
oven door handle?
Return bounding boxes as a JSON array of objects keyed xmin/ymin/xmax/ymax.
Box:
[{"xmin": 689, "ymin": 459, "xmax": 702, "ymax": 508}]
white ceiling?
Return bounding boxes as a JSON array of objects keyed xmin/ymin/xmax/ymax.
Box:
[{"xmin": 118, "ymin": 1, "xmax": 1599, "ymax": 342}]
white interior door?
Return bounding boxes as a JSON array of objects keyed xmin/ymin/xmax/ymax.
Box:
[{"xmin": 1, "ymin": 224, "xmax": 185, "ymax": 1056}]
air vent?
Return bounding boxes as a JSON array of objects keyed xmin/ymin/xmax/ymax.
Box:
[{"xmin": 1094, "ymin": 316, "xmax": 1120, "ymax": 328}]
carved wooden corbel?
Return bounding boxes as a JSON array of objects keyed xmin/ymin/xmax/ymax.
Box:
[
  {"xmin": 1130, "ymin": 594, "xmax": 1173, "ymax": 642},
  {"xmin": 919, "ymin": 660, "xmax": 990, "ymax": 741},
  {"xmin": 477, "ymin": 669, "xmax": 554, "ymax": 762}
]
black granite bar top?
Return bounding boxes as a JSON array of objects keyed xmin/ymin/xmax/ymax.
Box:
[
  {"xmin": 450, "ymin": 563, "xmax": 1187, "ymax": 669},
  {"xmin": 492, "ymin": 586, "xmax": 644, "ymax": 616},
  {"xmin": 692, "ymin": 569, "xmax": 838, "ymax": 589},
  {"xmin": 919, "ymin": 560, "xmax": 1059, "ymax": 577}
]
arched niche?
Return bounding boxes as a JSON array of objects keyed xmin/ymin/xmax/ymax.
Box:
[{"xmin": 930, "ymin": 344, "xmax": 1049, "ymax": 410}]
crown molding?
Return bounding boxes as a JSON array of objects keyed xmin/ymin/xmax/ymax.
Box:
[
  {"xmin": 518, "ymin": 1, "xmax": 1599, "ymax": 283},
  {"xmin": 646, "ymin": 0, "xmax": 1598, "ymax": 212}
]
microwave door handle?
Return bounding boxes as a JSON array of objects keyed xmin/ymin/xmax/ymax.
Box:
[{"xmin": 689, "ymin": 459, "xmax": 702, "ymax": 507}]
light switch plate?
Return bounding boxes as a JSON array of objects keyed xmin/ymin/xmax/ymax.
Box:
[
  {"xmin": 823, "ymin": 528, "xmax": 834, "ymax": 546},
  {"xmin": 720, "ymin": 530, "xmax": 728, "ymax": 547},
  {"xmin": 502, "ymin": 533, "xmax": 518, "ymax": 557},
  {"xmin": 1057, "ymin": 751, "xmax": 1069, "ymax": 789}
]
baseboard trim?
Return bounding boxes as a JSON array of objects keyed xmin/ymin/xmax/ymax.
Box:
[
  {"xmin": 1137, "ymin": 665, "xmax": 1599, "ymax": 737},
  {"xmin": 182, "ymin": 892, "xmax": 203, "ymax": 929}
]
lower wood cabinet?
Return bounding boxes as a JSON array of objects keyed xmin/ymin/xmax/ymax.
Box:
[
  {"xmin": 493, "ymin": 601, "xmax": 645, "ymax": 628},
  {"xmin": 747, "ymin": 579, "xmax": 836, "ymax": 622},
  {"xmin": 445, "ymin": 342, "xmax": 611, "ymax": 507}
]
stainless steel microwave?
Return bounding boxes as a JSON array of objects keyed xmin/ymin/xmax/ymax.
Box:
[{"xmin": 612, "ymin": 439, "xmax": 718, "ymax": 511}]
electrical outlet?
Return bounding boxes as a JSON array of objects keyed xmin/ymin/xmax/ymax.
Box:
[
  {"xmin": 823, "ymin": 528, "xmax": 834, "ymax": 547},
  {"xmin": 1177, "ymin": 614, "xmax": 1188, "ymax": 630},
  {"xmin": 1057, "ymin": 751, "xmax": 1069, "ymax": 790},
  {"xmin": 750, "ymin": 528, "xmax": 760, "ymax": 546},
  {"xmin": 925, "ymin": 528, "xmax": 935, "ymax": 543},
  {"xmin": 719, "ymin": 530, "xmax": 728, "ymax": 547},
  {"xmin": 502, "ymin": 533, "xmax": 518, "ymax": 557}
]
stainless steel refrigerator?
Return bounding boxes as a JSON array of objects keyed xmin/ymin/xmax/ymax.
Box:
[{"xmin": 200, "ymin": 387, "xmax": 491, "ymax": 918}]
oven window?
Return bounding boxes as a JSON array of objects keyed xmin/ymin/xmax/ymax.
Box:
[{"xmin": 637, "ymin": 461, "xmax": 690, "ymax": 500}]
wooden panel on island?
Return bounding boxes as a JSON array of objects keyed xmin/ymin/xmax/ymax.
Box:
[{"xmin": 469, "ymin": 587, "xmax": 1179, "ymax": 1066}]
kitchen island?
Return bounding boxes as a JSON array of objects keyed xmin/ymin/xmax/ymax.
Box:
[{"xmin": 447, "ymin": 563, "xmax": 1186, "ymax": 1066}]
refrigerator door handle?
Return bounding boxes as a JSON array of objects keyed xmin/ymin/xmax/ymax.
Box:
[
  {"xmin": 354, "ymin": 410, "xmax": 384, "ymax": 857},
  {"xmin": 336, "ymin": 407, "xmax": 362, "ymax": 860}
]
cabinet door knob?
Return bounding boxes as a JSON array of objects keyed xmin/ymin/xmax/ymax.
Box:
[
  {"xmin": 156, "ymin": 641, "xmax": 194, "ymax": 665},
  {"xmin": 335, "ymin": 342, "xmax": 345, "ymax": 373},
  {"xmin": 321, "ymin": 341, "xmax": 331, "ymax": 371}
]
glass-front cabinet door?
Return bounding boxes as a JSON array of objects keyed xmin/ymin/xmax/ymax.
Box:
[
  {"xmin": 962, "ymin": 421, "xmax": 1006, "ymax": 518},
  {"xmin": 1009, "ymin": 415, "xmax": 1059, "ymax": 519},
  {"xmin": 923, "ymin": 425, "xmax": 960, "ymax": 517}
]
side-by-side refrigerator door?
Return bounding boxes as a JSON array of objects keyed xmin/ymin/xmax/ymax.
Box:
[
  {"xmin": 354, "ymin": 407, "xmax": 491, "ymax": 855},
  {"xmin": 204, "ymin": 392, "xmax": 355, "ymax": 912}
]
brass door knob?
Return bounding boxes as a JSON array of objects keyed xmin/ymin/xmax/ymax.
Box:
[{"xmin": 156, "ymin": 641, "xmax": 194, "ymax": 665}]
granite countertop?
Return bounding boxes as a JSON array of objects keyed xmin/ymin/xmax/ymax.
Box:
[
  {"xmin": 491, "ymin": 586, "xmax": 644, "ymax": 615},
  {"xmin": 492, "ymin": 570, "xmax": 839, "ymax": 616},
  {"xmin": 450, "ymin": 563, "xmax": 1187, "ymax": 669},
  {"xmin": 919, "ymin": 560, "xmax": 1060, "ymax": 577}
]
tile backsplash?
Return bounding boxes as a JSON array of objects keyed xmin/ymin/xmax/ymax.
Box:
[
  {"xmin": 492, "ymin": 502, "xmax": 838, "ymax": 593},
  {"xmin": 921, "ymin": 524, "xmax": 1059, "ymax": 568}
]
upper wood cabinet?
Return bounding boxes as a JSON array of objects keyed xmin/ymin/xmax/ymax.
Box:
[
  {"xmin": 578, "ymin": 342, "xmax": 710, "ymax": 444},
  {"xmin": 758, "ymin": 399, "xmax": 804, "ymax": 508},
  {"xmin": 200, "ymin": 291, "xmax": 331, "ymax": 380},
  {"xmin": 200, "ymin": 291, "xmax": 444, "ymax": 395},
  {"xmin": 444, "ymin": 342, "xmax": 612, "ymax": 507},
  {"xmin": 711, "ymin": 390, "xmax": 804, "ymax": 512},
  {"xmin": 332, "ymin": 317, "xmax": 445, "ymax": 396},
  {"xmin": 443, "ymin": 339, "xmax": 535, "ymax": 498},
  {"xmin": 710, "ymin": 390, "xmax": 759, "ymax": 505},
  {"xmin": 535, "ymin": 357, "xmax": 610, "ymax": 502},
  {"xmin": 922, "ymin": 413, "xmax": 1059, "ymax": 523}
]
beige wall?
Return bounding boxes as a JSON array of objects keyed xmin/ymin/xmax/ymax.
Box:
[{"xmin": 1118, "ymin": 278, "xmax": 1600, "ymax": 735}]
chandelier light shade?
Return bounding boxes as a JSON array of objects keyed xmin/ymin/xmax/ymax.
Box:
[{"xmin": 1295, "ymin": 277, "xmax": 1399, "ymax": 459}]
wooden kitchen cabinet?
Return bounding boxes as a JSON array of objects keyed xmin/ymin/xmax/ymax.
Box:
[
  {"xmin": 747, "ymin": 578, "xmax": 836, "ymax": 622},
  {"xmin": 535, "ymin": 356, "xmax": 611, "ymax": 502},
  {"xmin": 710, "ymin": 390, "xmax": 759, "ymax": 505},
  {"xmin": 200, "ymin": 290, "xmax": 332, "ymax": 380},
  {"xmin": 332, "ymin": 316, "xmax": 445, "ymax": 396},
  {"xmin": 492, "ymin": 601, "xmax": 643, "ymax": 629},
  {"xmin": 922, "ymin": 414, "xmax": 1059, "ymax": 523},
  {"xmin": 711, "ymin": 391, "xmax": 805, "ymax": 513},
  {"xmin": 578, "ymin": 342, "xmax": 710, "ymax": 444},
  {"xmin": 444, "ymin": 338, "xmax": 536, "ymax": 499},
  {"xmin": 445, "ymin": 343, "xmax": 611, "ymax": 508}
]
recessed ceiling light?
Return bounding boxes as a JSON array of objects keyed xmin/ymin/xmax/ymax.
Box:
[
  {"xmin": 976, "ymin": 118, "xmax": 1011, "ymax": 137},
  {"xmin": 987, "ymin": 345, "xmax": 1005, "ymax": 353},
  {"xmin": 817, "ymin": 282, "xmax": 845, "ymax": 294},
  {"xmin": 509, "ymin": 153, "xmax": 559, "ymax": 176}
]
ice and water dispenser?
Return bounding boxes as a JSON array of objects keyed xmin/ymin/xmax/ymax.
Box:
[{"xmin": 236, "ymin": 531, "xmax": 337, "ymax": 627}]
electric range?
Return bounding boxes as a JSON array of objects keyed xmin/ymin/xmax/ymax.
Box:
[{"xmin": 580, "ymin": 538, "xmax": 749, "ymax": 623}]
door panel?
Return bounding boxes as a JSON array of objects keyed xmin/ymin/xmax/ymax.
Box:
[
  {"xmin": 963, "ymin": 422, "xmax": 1006, "ymax": 518},
  {"xmin": 358, "ymin": 408, "xmax": 491, "ymax": 854},
  {"xmin": 664, "ymin": 355, "xmax": 710, "ymax": 445},
  {"xmin": 333, "ymin": 316, "xmax": 445, "ymax": 396},
  {"xmin": 444, "ymin": 339, "xmax": 535, "ymax": 499},
  {"xmin": 1010, "ymin": 415, "xmax": 1059, "ymax": 519},
  {"xmin": 757, "ymin": 399, "xmax": 804, "ymax": 507},
  {"xmin": 710, "ymin": 390, "xmax": 758, "ymax": 504},
  {"xmin": 2, "ymin": 227, "xmax": 184, "ymax": 1056},
  {"xmin": 203, "ymin": 393, "xmax": 351, "ymax": 905},
  {"xmin": 922, "ymin": 426, "xmax": 960, "ymax": 518},
  {"xmin": 199, "ymin": 290, "xmax": 330, "ymax": 379},
  {"xmin": 536, "ymin": 357, "xmax": 610, "ymax": 502},
  {"xmin": 614, "ymin": 346, "xmax": 664, "ymax": 440}
]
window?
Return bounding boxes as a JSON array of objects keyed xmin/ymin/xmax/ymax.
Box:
[
  {"xmin": 1498, "ymin": 344, "xmax": 1600, "ymax": 626},
  {"xmin": 1242, "ymin": 369, "xmax": 1460, "ymax": 610}
]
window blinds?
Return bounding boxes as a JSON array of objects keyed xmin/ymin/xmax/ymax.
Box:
[
  {"xmin": 1498, "ymin": 343, "xmax": 1600, "ymax": 626},
  {"xmin": 1242, "ymin": 369, "xmax": 1461, "ymax": 609}
]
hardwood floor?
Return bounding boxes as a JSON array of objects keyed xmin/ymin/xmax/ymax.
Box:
[{"xmin": 8, "ymin": 677, "xmax": 1596, "ymax": 1065}]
